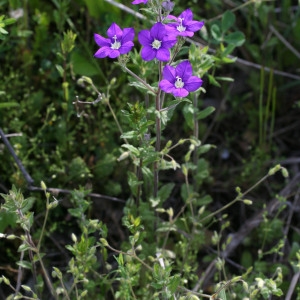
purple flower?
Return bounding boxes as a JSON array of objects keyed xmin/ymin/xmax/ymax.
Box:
[
  {"xmin": 94, "ymin": 23, "xmax": 134, "ymax": 59},
  {"xmin": 162, "ymin": 0, "xmax": 175, "ymax": 12},
  {"xmin": 159, "ymin": 61, "xmax": 202, "ymax": 97},
  {"xmin": 166, "ymin": 8, "xmax": 204, "ymax": 37},
  {"xmin": 132, "ymin": 0, "xmax": 148, "ymax": 4},
  {"xmin": 138, "ymin": 22, "xmax": 177, "ymax": 62}
]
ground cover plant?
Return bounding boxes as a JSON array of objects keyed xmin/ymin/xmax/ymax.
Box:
[{"xmin": 0, "ymin": 0, "xmax": 300, "ymax": 299}]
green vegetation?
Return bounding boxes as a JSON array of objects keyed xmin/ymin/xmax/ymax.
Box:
[{"xmin": 0, "ymin": 0, "xmax": 300, "ymax": 299}]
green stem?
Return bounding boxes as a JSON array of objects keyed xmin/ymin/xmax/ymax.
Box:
[
  {"xmin": 199, "ymin": 172, "xmax": 271, "ymax": 224},
  {"xmin": 154, "ymin": 62, "xmax": 163, "ymax": 197},
  {"xmin": 106, "ymin": 244, "xmax": 153, "ymax": 272},
  {"xmin": 193, "ymin": 92, "xmax": 199, "ymax": 191},
  {"xmin": 37, "ymin": 252, "xmax": 58, "ymax": 299},
  {"xmin": 123, "ymin": 65, "xmax": 156, "ymax": 95},
  {"xmin": 106, "ymin": 99, "xmax": 129, "ymax": 144},
  {"xmin": 37, "ymin": 193, "xmax": 50, "ymax": 251},
  {"xmin": 259, "ymin": 67, "xmax": 265, "ymax": 146},
  {"xmin": 269, "ymin": 86, "xmax": 276, "ymax": 145}
]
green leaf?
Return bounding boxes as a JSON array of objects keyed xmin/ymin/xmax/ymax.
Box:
[
  {"xmin": 197, "ymin": 106, "xmax": 215, "ymax": 120},
  {"xmin": 224, "ymin": 31, "xmax": 245, "ymax": 46},
  {"xmin": 211, "ymin": 24, "xmax": 222, "ymax": 42},
  {"xmin": 183, "ymin": 103, "xmax": 194, "ymax": 130},
  {"xmin": 120, "ymin": 131, "xmax": 137, "ymax": 139},
  {"xmin": 158, "ymin": 183, "xmax": 175, "ymax": 202},
  {"xmin": 71, "ymin": 51, "xmax": 99, "ymax": 76},
  {"xmin": 222, "ymin": 44, "xmax": 237, "ymax": 56},
  {"xmin": 18, "ymin": 243, "xmax": 33, "ymax": 252},
  {"xmin": 215, "ymin": 76, "xmax": 234, "ymax": 82},
  {"xmin": 0, "ymin": 27, "xmax": 8, "ymax": 34},
  {"xmin": 0, "ymin": 102, "xmax": 19, "ymax": 109},
  {"xmin": 207, "ymin": 74, "xmax": 221, "ymax": 87},
  {"xmin": 222, "ymin": 10, "xmax": 236, "ymax": 32},
  {"xmin": 219, "ymin": 288, "xmax": 227, "ymax": 300},
  {"xmin": 198, "ymin": 195, "xmax": 213, "ymax": 205},
  {"xmin": 121, "ymin": 144, "xmax": 140, "ymax": 156},
  {"xmin": 55, "ymin": 64, "xmax": 64, "ymax": 77},
  {"xmin": 4, "ymin": 18, "xmax": 16, "ymax": 25},
  {"xmin": 168, "ymin": 275, "xmax": 181, "ymax": 293},
  {"xmin": 16, "ymin": 261, "xmax": 32, "ymax": 270}
]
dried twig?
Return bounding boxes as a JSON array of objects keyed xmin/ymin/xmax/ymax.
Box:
[{"xmin": 269, "ymin": 25, "xmax": 300, "ymax": 60}]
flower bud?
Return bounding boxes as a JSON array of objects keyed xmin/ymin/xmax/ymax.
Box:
[
  {"xmin": 281, "ymin": 167, "xmax": 289, "ymax": 178},
  {"xmin": 71, "ymin": 233, "xmax": 77, "ymax": 243},
  {"xmin": 41, "ymin": 181, "xmax": 47, "ymax": 191},
  {"xmin": 268, "ymin": 164, "xmax": 281, "ymax": 176},
  {"xmin": 243, "ymin": 199, "xmax": 253, "ymax": 205},
  {"xmin": 117, "ymin": 151, "xmax": 130, "ymax": 162}
]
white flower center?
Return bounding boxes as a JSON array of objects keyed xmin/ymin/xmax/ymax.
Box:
[
  {"xmin": 152, "ymin": 39, "xmax": 162, "ymax": 50},
  {"xmin": 175, "ymin": 76, "xmax": 184, "ymax": 88},
  {"xmin": 177, "ymin": 18, "xmax": 186, "ymax": 32},
  {"xmin": 111, "ymin": 35, "xmax": 121, "ymax": 50}
]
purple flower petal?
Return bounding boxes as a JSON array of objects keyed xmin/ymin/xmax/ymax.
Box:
[
  {"xmin": 150, "ymin": 22, "xmax": 166, "ymax": 41},
  {"xmin": 122, "ymin": 28, "xmax": 135, "ymax": 44},
  {"xmin": 180, "ymin": 8, "xmax": 193, "ymax": 21},
  {"xmin": 173, "ymin": 88, "xmax": 189, "ymax": 98},
  {"xmin": 176, "ymin": 61, "xmax": 193, "ymax": 80},
  {"xmin": 156, "ymin": 47, "xmax": 171, "ymax": 61},
  {"xmin": 94, "ymin": 33, "xmax": 110, "ymax": 47},
  {"xmin": 108, "ymin": 49, "xmax": 121, "ymax": 59},
  {"xmin": 119, "ymin": 41, "xmax": 134, "ymax": 54},
  {"xmin": 94, "ymin": 47, "xmax": 113, "ymax": 58},
  {"xmin": 141, "ymin": 46, "xmax": 156, "ymax": 61},
  {"xmin": 138, "ymin": 30, "xmax": 151, "ymax": 46},
  {"xmin": 132, "ymin": 0, "xmax": 148, "ymax": 4},
  {"xmin": 187, "ymin": 21, "xmax": 205, "ymax": 32},
  {"xmin": 184, "ymin": 76, "xmax": 203, "ymax": 92},
  {"xmin": 162, "ymin": 65, "xmax": 176, "ymax": 82},
  {"xmin": 159, "ymin": 79, "xmax": 176, "ymax": 93},
  {"xmin": 162, "ymin": 37, "xmax": 177, "ymax": 48},
  {"xmin": 107, "ymin": 23, "xmax": 123, "ymax": 39}
]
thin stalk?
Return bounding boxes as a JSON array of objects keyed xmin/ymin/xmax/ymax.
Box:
[
  {"xmin": 208, "ymin": 0, "xmax": 274, "ymax": 22},
  {"xmin": 123, "ymin": 65, "xmax": 157, "ymax": 95},
  {"xmin": 269, "ymin": 87, "xmax": 277, "ymax": 146},
  {"xmin": 184, "ymin": 170, "xmax": 194, "ymax": 219},
  {"xmin": 154, "ymin": 62, "xmax": 163, "ymax": 197},
  {"xmin": 259, "ymin": 67, "xmax": 265, "ymax": 146},
  {"xmin": 56, "ymin": 276, "xmax": 71, "ymax": 300},
  {"xmin": 37, "ymin": 252, "xmax": 58, "ymax": 299},
  {"xmin": 15, "ymin": 249, "xmax": 24, "ymax": 294},
  {"xmin": 136, "ymin": 158, "xmax": 143, "ymax": 207},
  {"xmin": 265, "ymin": 69, "xmax": 274, "ymax": 147},
  {"xmin": 199, "ymin": 171, "xmax": 271, "ymax": 224},
  {"xmin": 17, "ymin": 203, "xmax": 57, "ymax": 299},
  {"xmin": 106, "ymin": 99, "xmax": 129, "ymax": 144},
  {"xmin": 106, "ymin": 244, "xmax": 153, "ymax": 272},
  {"xmin": 37, "ymin": 193, "xmax": 50, "ymax": 251},
  {"xmin": 193, "ymin": 93, "xmax": 199, "ymax": 192}
]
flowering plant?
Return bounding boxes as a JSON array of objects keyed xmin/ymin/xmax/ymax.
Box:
[
  {"xmin": 159, "ymin": 60, "xmax": 203, "ymax": 97},
  {"xmin": 94, "ymin": 23, "xmax": 134, "ymax": 58},
  {"xmin": 86, "ymin": 1, "xmax": 261, "ymax": 299}
]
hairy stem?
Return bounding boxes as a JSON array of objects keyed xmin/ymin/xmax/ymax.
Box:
[{"xmin": 154, "ymin": 62, "xmax": 163, "ymax": 197}]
